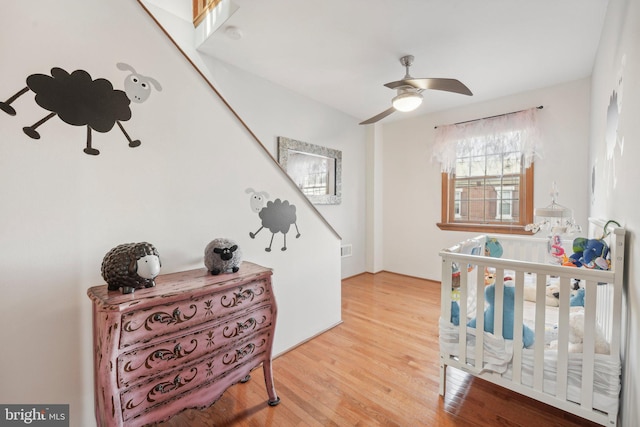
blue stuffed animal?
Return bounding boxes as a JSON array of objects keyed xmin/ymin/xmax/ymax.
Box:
[
  {"xmin": 451, "ymin": 301, "xmax": 460, "ymax": 326},
  {"xmin": 485, "ymin": 238, "xmax": 503, "ymax": 258},
  {"xmin": 569, "ymin": 237, "xmax": 609, "ymax": 269},
  {"xmin": 468, "ymin": 283, "xmax": 535, "ymax": 347},
  {"xmin": 570, "ymin": 288, "xmax": 585, "ymax": 306}
]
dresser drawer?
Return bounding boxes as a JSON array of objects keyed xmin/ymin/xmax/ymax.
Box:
[
  {"xmin": 120, "ymin": 332, "xmax": 271, "ymax": 422},
  {"xmin": 117, "ymin": 305, "xmax": 273, "ymax": 387},
  {"xmin": 120, "ymin": 279, "xmax": 271, "ymax": 348}
]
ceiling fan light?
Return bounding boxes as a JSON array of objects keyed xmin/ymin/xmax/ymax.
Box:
[{"xmin": 392, "ymin": 91, "xmax": 423, "ymax": 112}]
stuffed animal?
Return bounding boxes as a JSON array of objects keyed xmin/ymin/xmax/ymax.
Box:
[
  {"xmin": 548, "ymin": 309, "xmax": 609, "ymax": 354},
  {"xmin": 485, "ymin": 238, "xmax": 503, "ymax": 258},
  {"xmin": 451, "ymin": 301, "xmax": 460, "ymax": 326},
  {"xmin": 451, "ymin": 264, "xmax": 461, "ymax": 288},
  {"xmin": 570, "ymin": 287, "xmax": 585, "ymax": 306},
  {"xmin": 523, "ymin": 282, "xmax": 561, "ymax": 306},
  {"xmin": 545, "ymin": 284, "xmax": 560, "ymax": 306},
  {"xmin": 204, "ymin": 238, "xmax": 243, "ymax": 275},
  {"xmin": 484, "ymin": 271, "xmax": 496, "ymax": 286},
  {"xmin": 101, "ymin": 242, "xmax": 161, "ymax": 294},
  {"xmin": 569, "ymin": 237, "xmax": 610, "ymax": 269},
  {"xmin": 468, "ymin": 283, "xmax": 535, "ymax": 347}
]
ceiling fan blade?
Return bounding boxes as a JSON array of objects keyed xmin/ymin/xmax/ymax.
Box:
[
  {"xmin": 359, "ymin": 107, "xmax": 396, "ymax": 125},
  {"xmin": 384, "ymin": 78, "xmax": 473, "ymax": 96}
]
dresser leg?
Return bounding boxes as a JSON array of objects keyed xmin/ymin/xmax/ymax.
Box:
[
  {"xmin": 268, "ymin": 397, "xmax": 281, "ymax": 406},
  {"xmin": 262, "ymin": 360, "xmax": 280, "ymax": 406}
]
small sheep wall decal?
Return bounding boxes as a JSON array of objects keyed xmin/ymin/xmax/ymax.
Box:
[
  {"xmin": 204, "ymin": 238, "xmax": 243, "ymax": 275},
  {"xmin": 0, "ymin": 63, "xmax": 161, "ymax": 155},
  {"xmin": 246, "ymin": 188, "xmax": 301, "ymax": 252},
  {"xmin": 101, "ymin": 242, "xmax": 161, "ymax": 294}
]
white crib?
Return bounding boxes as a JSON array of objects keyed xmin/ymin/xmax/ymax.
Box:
[{"xmin": 439, "ymin": 218, "xmax": 625, "ymax": 426}]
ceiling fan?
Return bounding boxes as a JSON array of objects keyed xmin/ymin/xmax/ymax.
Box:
[{"xmin": 359, "ymin": 55, "xmax": 473, "ymax": 125}]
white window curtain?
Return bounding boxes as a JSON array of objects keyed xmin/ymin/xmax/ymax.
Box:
[{"xmin": 432, "ymin": 107, "xmax": 543, "ymax": 174}]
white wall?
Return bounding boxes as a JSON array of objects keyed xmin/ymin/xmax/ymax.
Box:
[
  {"xmin": 198, "ymin": 56, "xmax": 367, "ymax": 279},
  {"xmin": 590, "ymin": 0, "xmax": 640, "ymax": 424},
  {"xmin": 142, "ymin": 1, "xmax": 368, "ymax": 279},
  {"xmin": 378, "ymin": 78, "xmax": 591, "ymax": 281},
  {"xmin": 0, "ymin": 1, "xmax": 346, "ymax": 426}
]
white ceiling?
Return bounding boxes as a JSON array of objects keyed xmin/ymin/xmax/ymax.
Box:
[{"xmin": 150, "ymin": 0, "xmax": 609, "ymax": 124}]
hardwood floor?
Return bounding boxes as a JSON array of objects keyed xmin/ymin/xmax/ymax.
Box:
[{"xmin": 158, "ymin": 272, "xmax": 601, "ymax": 426}]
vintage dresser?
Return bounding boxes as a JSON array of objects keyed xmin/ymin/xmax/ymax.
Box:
[{"xmin": 87, "ymin": 261, "xmax": 280, "ymax": 426}]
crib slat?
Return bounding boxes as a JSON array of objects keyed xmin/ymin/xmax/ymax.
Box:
[
  {"xmin": 581, "ymin": 280, "xmax": 597, "ymax": 409},
  {"xmin": 474, "ymin": 265, "xmax": 485, "ymax": 370},
  {"xmin": 533, "ymin": 273, "xmax": 546, "ymax": 391},
  {"xmin": 487, "ymin": 266, "xmax": 506, "ymax": 383},
  {"xmin": 512, "ymin": 270, "xmax": 524, "ymax": 383},
  {"xmin": 556, "ymin": 276, "xmax": 571, "ymax": 400},
  {"xmin": 440, "ymin": 259, "xmax": 452, "ymax": 325},
  {"xmin": 459, "ymin": 267, "xmax": 469, "ymax": 365},
  {"xmin": 493, "ymin": 267, "xmax": 504, "ymax": 339}
]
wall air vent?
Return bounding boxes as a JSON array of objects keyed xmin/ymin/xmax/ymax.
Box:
[{"xmin": 341, "ymin": 244, "xmax": 352, "ymax": 258}]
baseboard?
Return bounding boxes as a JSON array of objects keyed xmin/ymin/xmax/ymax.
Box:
[{"xmin": 272, "ymin": 320, "xmax": 344, "ymax": 359}]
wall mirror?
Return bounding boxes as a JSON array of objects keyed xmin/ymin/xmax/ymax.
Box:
[{"xmin": 277, "ymin": 137, "xmax": 342, "ymax": 205}]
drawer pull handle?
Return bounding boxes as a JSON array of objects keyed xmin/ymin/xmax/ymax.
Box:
[
  {"xmin": 126, "ymin": 368, "xmax": 197, "ymax": 409},
  {"xmin": 172, "ymin": 376, "xmax": 181, "ymax": 389},
  {"xmin": 222, "ymin": 315, "xmax": 267, "ymax": 338},
  {"xmin": 150, "ymin": 369, "xmax": 197, "ymax": 398},
  {"xmin": 221, "ymin": 285, "xmax": 265, "ymax": 308},
  {"xmin": 222, "ymin": 339, "xmax": 265, "ymax": 365},
  {"xmin": 150, "ymin": 345, "xmax": 183, "ymax": 361}
]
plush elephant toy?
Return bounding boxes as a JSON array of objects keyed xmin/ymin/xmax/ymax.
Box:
[{"xmin": 569, "ymin": 237, "xmax": 609, "ymax": 269}]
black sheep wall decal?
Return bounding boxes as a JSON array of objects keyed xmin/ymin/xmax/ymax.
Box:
[
  {"xmin": 246, "ymin": 188, "xmax": 301, "ymax": 252},
  {"xmin": 0, "ymin": 63, "xmax": 161, "ymax": 155}
]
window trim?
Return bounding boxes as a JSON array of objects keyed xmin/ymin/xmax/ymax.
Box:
[{"xmin": 437, "ymin": 164, "xmax": 534, "ymax": 235}]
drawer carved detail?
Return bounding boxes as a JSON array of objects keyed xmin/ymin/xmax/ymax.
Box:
[
  {"xmin": 88, "ymin": 263, "xmax": 280, "ymax": 427},
  {"xmin": 125, "ymin": 368, "xmax": 198, "ymax": 410},
  {"xmin": 222, "ymin": 338, "xmax": 266, "ymax": 365},
  {"xmin": 124, "ymin": 340, "xmax": 198, "ymax": 373},
  {"xmin": 223, "ymin": 316, "xmax": 267, "ymax": 338},
  {"xmin": 204, "ymin": 299, "xmax": 214, "ymax": 316},
  {"xmin": 221, "ymin": 286, "xmax": 264, "ymax": 308},
  {"xmin": 124, "ymin": 305, "xmax": 198, "ymax": 333},
  {"xmin": 205, "ymin": 360, "xmax": 215, "ymax": 377},
  {"xmin": 206, "ymin": 330, "xmax": 216, "ymax": 347}
]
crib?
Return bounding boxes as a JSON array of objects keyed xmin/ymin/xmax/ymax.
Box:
[{"xmin": 439, "ymin": 218, "xmax": 625, "ymax": 426}]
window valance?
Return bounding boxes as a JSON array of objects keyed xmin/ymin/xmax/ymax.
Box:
[{"xmin": 432, "ymin": 107, "xmax": 543, "ymax": 174}]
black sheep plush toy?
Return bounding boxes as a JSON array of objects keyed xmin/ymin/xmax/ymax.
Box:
[
  {"xmin": 101, "ymin": 242, "xmax": 161, "ymax": 294},
  {"xmin": 204, "ymin": 238, "xmax": 243, "ymax": 275}
]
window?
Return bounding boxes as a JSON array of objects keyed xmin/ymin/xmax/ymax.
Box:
[
  {"xmin": 193, "ymin": 0, "xmax": 222, "ymax": 27},
  {"xmin": 433, "ymin": 108, "xmax": 541, "ymax": 234},
  {"xmin": 496, "ymin": 186, "xmax": 515, "ymax": 220}
]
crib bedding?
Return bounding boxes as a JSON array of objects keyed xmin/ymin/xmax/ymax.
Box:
[{"xmin": 439, "ymin": 320, "xmax": 621, "ymax": 414}]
